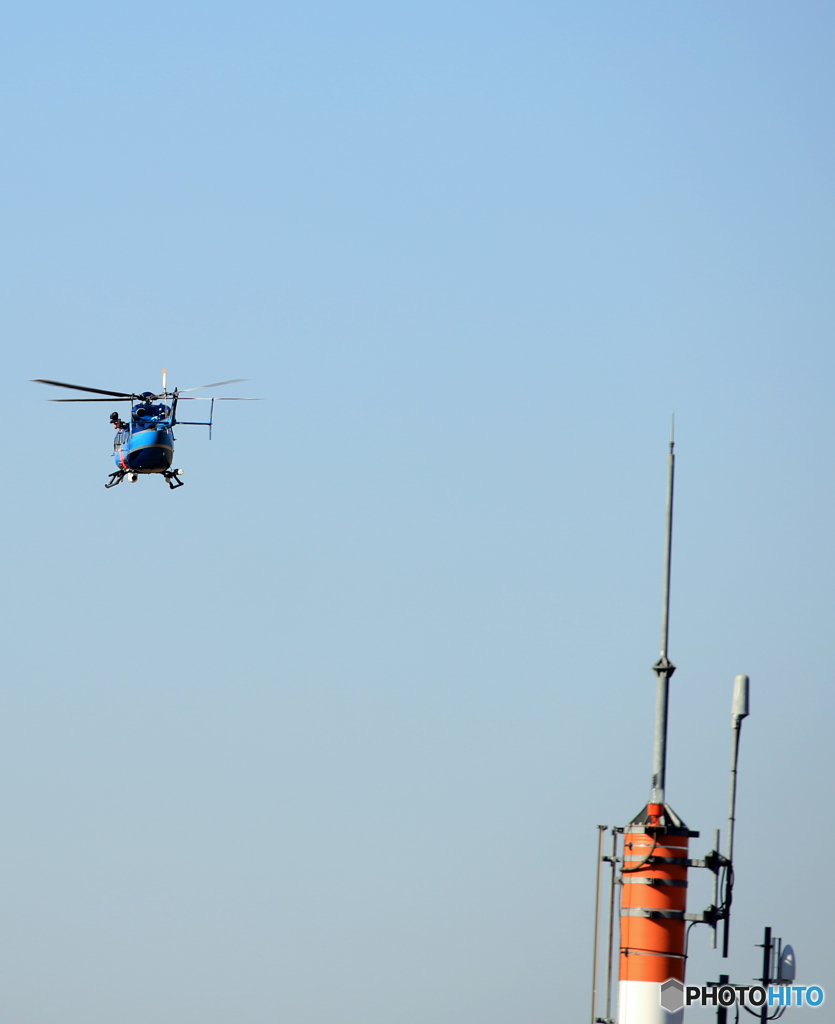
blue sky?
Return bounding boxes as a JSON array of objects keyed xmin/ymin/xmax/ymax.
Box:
[{"xmin": 1, "ymin": 2, "xmax": 833, "ymax": 1021}]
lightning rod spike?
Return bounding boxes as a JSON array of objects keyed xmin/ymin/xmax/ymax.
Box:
[{"xmin": 650, "ymin": 423, "xmax": 677, "ymax": 805}]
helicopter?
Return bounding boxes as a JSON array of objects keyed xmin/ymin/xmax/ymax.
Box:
[{"xmin": 33, "ymin": 369, "xmax": 257, "ymax": 489}]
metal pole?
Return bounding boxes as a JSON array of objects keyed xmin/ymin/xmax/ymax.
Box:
[
  {"xmin": 604, "ymin": 829, "xmax": 620, "ymax": 1022},
  {"xmin": 760, "ymin": 927, "xmax": 772, "ymax": 1024},
  {"xmin": 660, "ymin": 418, "xmax": 675, "ymax": 661},
  {"xmin": 717, "ymin": 974, "xmax": 729, "ymax": 1024},
  {"xmin": 650, "ymin": 424, "xmax": 676, "ymax": 805},
  {"xmin": 711, "ymin": 828, "xmax": 720, "ymax": 949},
  {"xmin": 721, "ymin": 720, "xmax": 741, "ymax": 958},
  {"xmin": 727, "ymin": 723, "xmax": 743, "ymax": 865},
  {"xmin": 591, "ymin": 826, "xmax": 606, "ymax": 1024},
  {"xmin": 723, "ymin": 674, "xmax": 749, "ymax": 957}
]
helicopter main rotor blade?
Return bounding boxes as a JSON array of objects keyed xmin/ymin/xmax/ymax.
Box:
[
  {"xmin": 49, "ymin": 397, "xmax": 135, "ymax": 402},
  {"xmin": 177, "ymin": 396, "xmax": 260, "ymax": 401},
  {"xmin": 178, "ymin": 378, "xmax": 248, "ymax": 393},
  {"xmin": 32, "ymin": 378, "xmax": 133, "ymax": 398}
]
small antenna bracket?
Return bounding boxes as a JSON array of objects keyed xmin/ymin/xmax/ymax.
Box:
[{"xmin": 652, "ymin": 655, "xmax": 676, "ymax": 678}]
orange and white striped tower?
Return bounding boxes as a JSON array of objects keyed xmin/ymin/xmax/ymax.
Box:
[{"xmin": 618, "ymin": 428, "xmax": 698, "ymax": 1024}]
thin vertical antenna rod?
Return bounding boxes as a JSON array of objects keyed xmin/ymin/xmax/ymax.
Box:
[
  {"xmin": 726, "ymin": 675, "xmax": 749, "ymax": 865},
  {"xmin": 650, "ymin": 419, "xmax": 676, "ymax": 806},
  {"xmin": 723, "ymin": 673, "xmax": 750, "ymax": 957},
  {"xmin": 759, "ymin": 927, "xmax": 772, "ymax": 1024},
  {"xmin": 660, "ymin": 415, "xmax": 675, "ymax": 660},
  {"xmin": 711, "ymin": 828, "xmax": 720, "ymax": 949},
  {"xmin": 590, "ymin": 826, "xmax": 607, "ymax": 1024},
  {"xmin": 603, "ymin": 828, "xmax": 620, "ymax": 1023}
]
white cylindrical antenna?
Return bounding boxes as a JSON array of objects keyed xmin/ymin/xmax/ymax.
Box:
[
  {"xmin": 650, "ymin": 420, "xmax": 676, "ymax": 806},
  {"xmin": 723, "ymin": 673, "xmax": 750, "ymax": 957},
  {"xmin": 727, "ymin": 673, "xmax": 750, "ymax": 862},
  {"xmin": 162, "ymin": 367, "xmax": 167, "ymax": 397},
  {"xmin": 732, "ymin": 672, "xmax": 750, "ymax": 721}
]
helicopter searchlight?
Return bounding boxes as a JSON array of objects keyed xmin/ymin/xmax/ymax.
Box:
[{"xmin": 32, "ymin": 369, "xmax": 258, "ymax": 490}]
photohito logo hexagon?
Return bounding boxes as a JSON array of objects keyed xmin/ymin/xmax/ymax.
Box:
[{"xmin": 660, "ymin": 979, "xmax": 684, "ymax": 1012}]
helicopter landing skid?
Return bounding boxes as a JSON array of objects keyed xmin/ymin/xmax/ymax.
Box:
[
  {"xmin": 105, "ymin": 469, "xmax": 183, "ymax": 489},
  {"xmin": 105, "ymin": 471, "xmax": 125, "ymax": 489}
]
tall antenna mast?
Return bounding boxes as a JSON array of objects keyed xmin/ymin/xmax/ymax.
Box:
[
  {"xmin": 650, "ymin": 416, "xmax": 676, "ymax": 806},
  {"xmin": 605, "ymin": 424, "xmax": 753, "ymax": 1023}
]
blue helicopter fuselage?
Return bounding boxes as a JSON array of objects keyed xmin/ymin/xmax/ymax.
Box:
[
  {"xmin": 113, "ymin": 401, "xmax": 175, "ymax": 474},
  {"xmin": 32, "ymin": 375, "xmax": 237, "ymax": 489}
]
